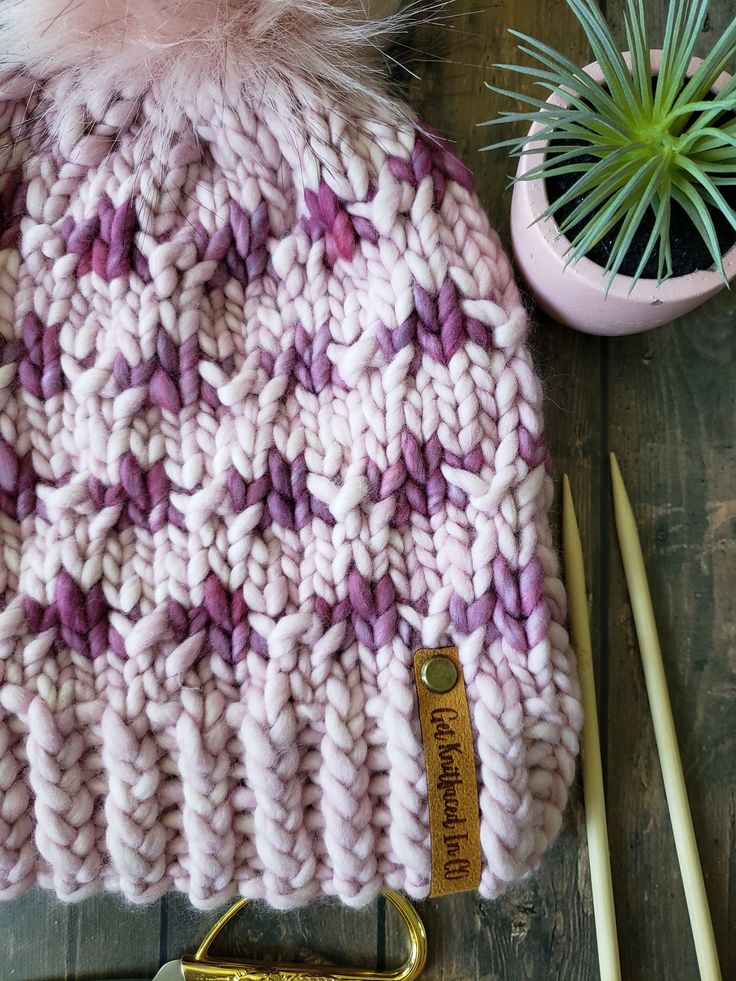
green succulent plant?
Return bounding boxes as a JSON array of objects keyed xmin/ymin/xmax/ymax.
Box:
[{"xmin": 481, "ymin": 0, "xmax": 736, "ymax": 289}]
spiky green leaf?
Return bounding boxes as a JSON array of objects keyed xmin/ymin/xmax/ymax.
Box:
[{"xmin": 483, "ymin": 0, "xmax": 736, "ymax": 289}]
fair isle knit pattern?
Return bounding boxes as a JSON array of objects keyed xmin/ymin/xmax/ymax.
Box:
[{"xmin": 0, "ymin": 72, "xmax": 581, "ymax": 910}]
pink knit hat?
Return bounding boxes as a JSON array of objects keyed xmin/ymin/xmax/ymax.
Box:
[{"xmin": 0, "ymin": 0, "xmax": 581, "ymax": 909}]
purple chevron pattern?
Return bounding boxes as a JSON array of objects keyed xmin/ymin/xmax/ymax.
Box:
[{"xmin": 0, "ymin": 75, "xmax": 579, "ymax": 912}]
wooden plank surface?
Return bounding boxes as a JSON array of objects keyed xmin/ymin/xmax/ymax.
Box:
[
  {"xmin": 1, "ymin": 1, "xmax": 734, "ymax": 979},
  {"xmin": 596, "ymin": 4, "xmax": 734, "ymax": 979}
]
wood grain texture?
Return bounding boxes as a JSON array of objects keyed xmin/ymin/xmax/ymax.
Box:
[
  {"xmin": 605, "ymin": 293, "xmax": 736, "ymax": 981},
  {"xmin": 0, "ymin": 2, "xmax": 734, "ymax": 979},
  {"xmin": 599, "ymin": 5, "xmax": 735, "ymax": 980}
]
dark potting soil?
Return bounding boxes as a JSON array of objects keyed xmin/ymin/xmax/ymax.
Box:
[{"xmin": 545, "ymin": 166, "xmax": 736, "ymax": 280}]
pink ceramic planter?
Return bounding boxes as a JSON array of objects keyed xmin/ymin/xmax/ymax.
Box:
[{"xmin": 510, "ymin": 51, "xmax": 736, "ymax": 336}]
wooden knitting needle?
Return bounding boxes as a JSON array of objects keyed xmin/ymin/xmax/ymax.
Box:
[
  {"xmin": 610, "ymin": 453, "xmax": 721, "ymax": 981},
  {"xmin": 562, "ymin": 476, "xmax": 621, "ymax": 981}
]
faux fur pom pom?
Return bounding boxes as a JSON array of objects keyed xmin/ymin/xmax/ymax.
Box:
[{"xmin": 0, "ymin": 0, "xmax": 414, "ymax": 116}]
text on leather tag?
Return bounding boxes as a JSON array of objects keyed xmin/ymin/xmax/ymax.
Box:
[{"xmin": 414, "ymin": 646, "xmax": 481, "ymax": 897}]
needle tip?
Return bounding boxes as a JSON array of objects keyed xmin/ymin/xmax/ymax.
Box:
[
  {"xmin": 609, "ymin": 452, "xmax": 633, "ymax": 527},
  {"xmin": 609, "ymin": 452, "xmax": 623, "ymax": 491},
  {"xmin": 561, "ymin": 475, "xmax": 578, "ymax": 543},
  {"xmin": 561, "ymin": 474, "xmax": 572, "ymax": 511}
]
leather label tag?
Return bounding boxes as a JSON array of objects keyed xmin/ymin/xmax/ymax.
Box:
[{"xmin": 414, "ymin": 646, "xmax": 482, "ymax": 897}]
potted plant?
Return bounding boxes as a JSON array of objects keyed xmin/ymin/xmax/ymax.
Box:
[{"xmin": 481, "ymin": 0, "xmax": 736, "ymax": 335}]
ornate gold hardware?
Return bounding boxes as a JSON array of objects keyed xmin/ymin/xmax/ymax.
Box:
[{"xmin": 180, "ymin": 890, "xmax": 427, "ymax": 981}]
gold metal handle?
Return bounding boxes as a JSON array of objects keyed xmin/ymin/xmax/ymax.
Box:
[{"xmin": 180, "ymin": 890, "xmax": 427, "ymax": 981}]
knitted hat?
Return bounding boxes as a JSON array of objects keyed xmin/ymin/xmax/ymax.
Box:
[{"xmin": 0, "ymin": 0, "xmax": 581, "ymax": 910}]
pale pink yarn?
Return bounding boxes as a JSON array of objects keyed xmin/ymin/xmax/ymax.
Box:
[{"xmin": 0, "ymin": 64, "xmax": 581, "ymax": 910}]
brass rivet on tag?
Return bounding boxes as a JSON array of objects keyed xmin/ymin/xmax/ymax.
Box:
[{"xmin": 420, "ymin": 655, "xmax": 458, "ymax": 694}]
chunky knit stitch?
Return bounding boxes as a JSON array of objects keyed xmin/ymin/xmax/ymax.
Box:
[{"xmin": 0, "ymin": 68, "xmax": 581, "ymax": 909}]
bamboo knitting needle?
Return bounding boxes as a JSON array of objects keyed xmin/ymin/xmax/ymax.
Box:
[
  {"xmin": 562, "ymin": 476, "xmax": 621, "ymax": 981},
  {"xmin": 610, "ymin": 453, "xmax": 721, "ymax": 981}
]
